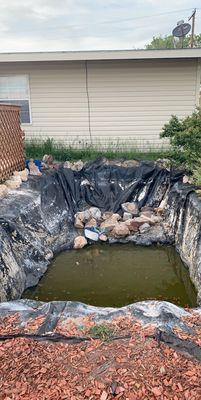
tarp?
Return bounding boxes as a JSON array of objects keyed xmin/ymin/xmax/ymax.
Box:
[{"xmin": 38, "ymin": 159, "xmax": 184, "ymax": 216}]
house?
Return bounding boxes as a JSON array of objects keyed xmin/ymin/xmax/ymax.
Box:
[{"xmin": 0, "ymin": 48, "xmax": 200, "ymax": 149}]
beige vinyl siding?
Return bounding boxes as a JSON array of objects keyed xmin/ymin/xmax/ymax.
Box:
[
  {"xmin": 87, "ymin": 59, "xmax": 198, "ymax": 148},
  {"xmin": 0, "ymin": 58, "xmax": 199, "ymax": 149}
]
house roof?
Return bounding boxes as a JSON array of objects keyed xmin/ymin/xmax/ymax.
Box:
[{"xmin": 0, "ymin": 48, "xmax": 200, "ymax": 63}]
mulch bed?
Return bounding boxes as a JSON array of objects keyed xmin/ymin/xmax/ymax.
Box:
[{"xmin": 0, "ymin": 314, "xmax": 201, "ymax": 399}]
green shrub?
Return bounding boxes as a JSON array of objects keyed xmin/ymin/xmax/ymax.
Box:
[
  {"xmin": 160, "ymin": 109, "xmax": 201, "ymax": 170},
  {"xmin": 88, "ymin": 323, "xmax": 115, "ymax": 340},
  {"xmin": 192, "ymin": 163, "xmax": 201, "ymax": 186}
]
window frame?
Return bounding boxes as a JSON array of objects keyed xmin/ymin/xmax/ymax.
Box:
[{"xmin": 0, "ymin": 74, "xmax": 32, "ymax": 125}]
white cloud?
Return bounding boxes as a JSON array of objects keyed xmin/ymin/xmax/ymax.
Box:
[{"xmin": 0, "ymin": 0, "xmax": 200, "ymax": 52}]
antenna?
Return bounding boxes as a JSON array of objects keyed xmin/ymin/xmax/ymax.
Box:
[
  {"xmin": 172, "ymin": 20, "xmax": 191, "ymax": 48},
  {"xmin": 188, "ymin": 8, "xmax": 196, "ymax": 48}
]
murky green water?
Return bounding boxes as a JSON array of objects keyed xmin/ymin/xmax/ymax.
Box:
[{"xmin": 23, "ymin": 244, "xmax": 197, "ymax": 307}]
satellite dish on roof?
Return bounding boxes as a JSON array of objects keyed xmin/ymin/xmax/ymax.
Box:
[{"xmin": 172, "ymin": 21, "xmax": 191, "ymax": 38}]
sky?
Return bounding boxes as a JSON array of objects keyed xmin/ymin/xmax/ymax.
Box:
[{"xmin": 0, "ymin": 0, "xmax": 200, "ymax": 52}]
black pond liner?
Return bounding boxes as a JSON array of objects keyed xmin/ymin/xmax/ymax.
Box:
[
  {"xmin": 39, "ymin": 158, "xmax": 184, "ymax": 215},
  {"xmin": 0, "ymin": 158, "xmax": 198, "ymax": 305}
]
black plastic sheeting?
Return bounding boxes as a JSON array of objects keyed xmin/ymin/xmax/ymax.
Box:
[{"xmin": 38, "ymin": 159, "xmax": 184, "ymax": 216}]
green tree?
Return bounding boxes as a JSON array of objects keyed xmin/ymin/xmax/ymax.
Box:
[{"xmin": 146, "ymin": 34, "xmax": 201, "ymax": 49}]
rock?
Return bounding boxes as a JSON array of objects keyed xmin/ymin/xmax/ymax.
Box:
[
  {"xmin": 159, "ymin": 198, "xmax": 167, "ymax": 210},
  {"xmin": 89, "ymin": 207, "xmax": 101, "ymax": 221},
  {"xmin": 75, "ymin": 210, "xmax": 91, "ymax": 223},
  {"xmin": 42, "ymin": 154, "xmax": 54, "ymax": 165},
  {"xmin": 135, "ymin": 215, "xmax": 162, "ymax": 226},
  {"xmin": 44, "ymin": 250, "xmax": 54, "ymax": 261},
  {"xmin": 111, "ymin": 222, "xmax": 130, "ymax": 237},
  {"xmin": 74, "ymin": 236, "xmax": 87, "ymax": 249},
  {"xmin": 132, "ymin": 216, "xmax": 150, "ymax": 227},
  {"xmin": 99, "ymin": 234, "xmax": 108, "ymax": 241},
  {"xmin": 0, "ymin": 184, "xmax": 8, "ymax": 198},
  {"xmin": 121, "ymin": 202, "xmax": 139, "ymax": 216},
  {"xmin": 141, "ymin": 206, "xmax": 153, "ymax": 212},
  {"xmin": 183, "ymin": 175, "xmax": 192, "ymax": 184},
  {"xmin": 102, "ymin": 211, "xmax": 114, "ymax": 221},
  {"xmin": 85, "ymin": 218, "xmax": 97, "ymax": 228},
  {"xmin": 100, "ymin": 214, "xmax": 121, "ymax": 231},
  {"xmin": 100, "ymin": 219, "xmax": 116, "ymax": 231},
  {"xmin": 146, "ymin": 215, "xmax": 163, "ymax": 224},
  {"xmin": 5, "ymin": 177, "xmax": 21, "ymax": 190},
  {"xmin": 156, "ymin": 158, "xmax": 171, "ymax": 168},
  {"xmin": 122, "ymin": 159, "xmax": 140, "ymax": 168},
  {"xmin": 123, "ymin": 212, "xmax": 132, "ymax": 221},
  {"xmin": 14, "ymin": 168, "xmax": 29, "ymax": 182},
  {"xmin": 28, "ymin": 159, "xmax": 42, "ymax": 176},
  {"xmin": 20, "ymin": 168, "xmax": 29, "ymax": 182},
  {"xmin": 63, "ymin": 161, "xmax": 72, "ymax": 169},
  {"xmin": 74, "ymin": 216, "xmax": 84, "ymax": 229},
  {"xmin": 155, "ymin": 198, "xmax": 167, "ymax": 215},
  {"xmin": 125, "ymin": 219, "xmax": 139, "ymax": 232},
  {"xmin": 140, "ymin": 210, "xmax": 154, "ymax": 219},
  {"xmin": 139, "ymin": 223, "xmax": 150, "ymax": 233},
  {"xmin": 71, "ymin": 160, "xmax": 84, "ymax": 171},
  {"xmin": 84, "ymin": 228, "xmax": 99, "ymax": 241}
]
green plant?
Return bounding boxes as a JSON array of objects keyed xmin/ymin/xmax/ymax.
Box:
[
  {"xmin": 146, "ymin": 33, "xmax": 201, "ymax": 49},
  {"xmin": 160, "ymin": 109, "xmax": 201, "ymax": 170},
  {"xmin": 88, "ymin": 323, "xmax": 115, "ymax": 340},
  {"xmin": 25, "ymin": 138, "xmax": 169, "ymax": 162},
  {"xmin": 192, "ymin": 163, "xmax": 201, "ymax": 186}
]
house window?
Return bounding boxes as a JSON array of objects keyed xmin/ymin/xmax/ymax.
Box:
[{"xmin": 0, "ymin": 75, "xmax": 31, "ymax": 123}]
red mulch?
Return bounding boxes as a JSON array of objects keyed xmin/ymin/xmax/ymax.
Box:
[{"xmin": 0, "ymin": 315, "xmax": 201, "ymax": 400}]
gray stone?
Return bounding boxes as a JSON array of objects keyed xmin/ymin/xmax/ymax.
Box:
[
  {"xmin": 121, "ymin": 202, "xmax": 139, "ymax": 216},
  {"xmin": 89, "ymin": 207, "xmax": 101, "ymax": 221},
  {"xmin": 123, "ymin": 212, "xmax": 132, "ymax": 221},
  {"xmin": 71, "ymin": 160, "xmax": 84, "ymax": 171},
  {"xmin": 139, "ymin": 223, "xmax": 150, "ymax": 233}
]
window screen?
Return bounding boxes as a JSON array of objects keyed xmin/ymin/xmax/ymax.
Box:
[{"xmin": 0, "ymin": 75, "xmax": 31, "ymax": 123}]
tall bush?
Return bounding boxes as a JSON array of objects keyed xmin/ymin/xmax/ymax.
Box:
[{"xmin": 160, "ymin": 109, "xmax": 201, "ymax": 170}]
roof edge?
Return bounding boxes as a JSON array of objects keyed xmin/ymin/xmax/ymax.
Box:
[{"xmin": 0, "ymin": 48, "xmax": 200, "ymax": 63}]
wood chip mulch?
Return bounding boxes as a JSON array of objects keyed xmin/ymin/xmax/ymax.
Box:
[{"xmin": 0, "ymin": 314, "xmax": 201, "ymax": 400}]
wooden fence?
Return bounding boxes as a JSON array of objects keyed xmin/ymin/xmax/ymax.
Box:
[{"xmin": 0, "ymin": 104, "xmax": 25, "ymax": 183}]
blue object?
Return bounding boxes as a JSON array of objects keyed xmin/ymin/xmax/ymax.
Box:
[{"xmin": 26, "ymin": 159, "xmax": 42, "ymax": 171}]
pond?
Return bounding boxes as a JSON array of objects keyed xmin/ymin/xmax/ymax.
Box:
[{"xmin": 23, "ymin": 244, "xmax": 197, "ymax": 307}]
